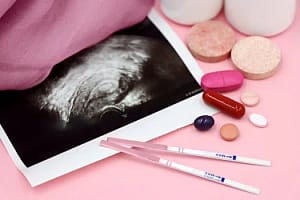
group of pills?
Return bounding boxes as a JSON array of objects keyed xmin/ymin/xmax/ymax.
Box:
[
  {"xmin": 186, "ymin": 20, "xmax": 281, "ymax": 80},
  {"xmin": 194, "ymin": 87, "xmax": 268, "ymax": 141},
  {"xmin": 186, "ymin": 20, "xmax": 275, "ymax": 141}
]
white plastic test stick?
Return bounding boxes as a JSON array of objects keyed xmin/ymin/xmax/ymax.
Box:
[
  {"xmin": 167, "ymin": 147, "xmax": 271, "ymax": 167},
  {"xmin": 106, "ymin": 137, "xmax": 271, "ymax": 167},
  {"xmin": 159, "ymin": 158, "xmax": 260, "ymax": 194},
  {"xmin": 101, "ymin": 140, "xmax": 260, "ymax": 195}
]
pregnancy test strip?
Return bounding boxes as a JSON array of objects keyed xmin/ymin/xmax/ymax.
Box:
[
  {"xmin": 100, "ymin": 140, "xmax": 260, "ymax": 194},
  {"xmin": 159, "ymin": 158, "xmax": 260, "ymax": 195},
  {"xmin": 106, "ymin": 137, "xmax": 271, "ymax": 166},
  {"xmin": 167, "ymin": 147, "xmax": 271, "ymax": 167}
]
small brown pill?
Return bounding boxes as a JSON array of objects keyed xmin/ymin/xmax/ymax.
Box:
[{"xmin": 220, "ymin": 123, "xmax": 239, "ymax": 141}]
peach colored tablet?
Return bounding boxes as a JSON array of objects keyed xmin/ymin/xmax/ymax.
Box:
[
  {"xmin": 240, "ymin": 91, "xmax": 260, "ymax": 107},
  {"xmin": 231, "ymin": 36, "xmax": 281, "ymax": 80},
  {"xmin": 220, "ymin": 123, "xmax": 239, "ymax": 141},
  {"xmin": 186, "ymin": 20, "xmax": 236, "ymax": 63}
]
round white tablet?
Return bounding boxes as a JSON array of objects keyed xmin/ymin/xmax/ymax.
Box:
[{"xmin": 248, "ymin": 113, "xmax": 268, "ymax": 128}]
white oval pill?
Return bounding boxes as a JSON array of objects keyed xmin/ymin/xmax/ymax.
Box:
[
  {"xmin": 240, "ymin": 91, "xmax": 260, "ymax": 107},
  {"xmin": 248, "ymin": 113, "xmax": 268, "ymax": 128}
]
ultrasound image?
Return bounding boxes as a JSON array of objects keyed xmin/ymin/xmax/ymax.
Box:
[
  {"xmin": 32, "ymin": 35, "xmax": 173, "ymax": 124},
  {"xmin": 0, "ymin": 19, "xmax": 202, "ymax": 166}
]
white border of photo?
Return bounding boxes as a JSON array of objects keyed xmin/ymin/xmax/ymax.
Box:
[{"xmin": 0, "ymin": 8, "xmax": 216, "ymax": 187}]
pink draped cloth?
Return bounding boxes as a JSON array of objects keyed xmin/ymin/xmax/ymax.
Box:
[{"xmin": 0, "ymin": 0, "xmax": 153, "ymax": 90}]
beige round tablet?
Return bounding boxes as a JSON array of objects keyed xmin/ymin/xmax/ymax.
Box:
[
  {"xmin": 220, "ymin": 123, "xmax": 239, "ymax": 141},
  {"xmin": 231, "ymin": 36, "xmax": 281, "ymax": 80},
  {"xmin": 240, "ymin": 91, "xmax": 260, "ymax": 107},
  {"xmin": 186, "ymin": 20, "xmax": 237, "ymax": 63}
]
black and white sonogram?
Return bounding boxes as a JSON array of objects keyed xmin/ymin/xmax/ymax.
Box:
[
  {"xmin": 0, "ymin": 19, "xmax": 202, "ymax": 167},
  {"xmin": 32, "ymin": 35, "xmax": 181, "ymax": 125}
]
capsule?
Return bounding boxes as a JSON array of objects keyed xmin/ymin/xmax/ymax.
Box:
[
  {"xmin": 200, "ymin": 70, "xmax": 244, "ymax": 92},
  {"xmin": 202, "ymin": 89, "xmax": 245, "ymax": 118}
]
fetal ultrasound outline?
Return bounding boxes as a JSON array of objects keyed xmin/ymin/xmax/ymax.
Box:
[
  {"xmin": 99, "ymin": 104, "xmax": 127, "ymax": 120},
  {"xmin": 28, "ymin": 34, "xmax": 194, "ymax": 128}
]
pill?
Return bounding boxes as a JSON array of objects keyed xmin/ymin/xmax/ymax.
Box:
[
  {"xmin": 248, "ymin": 113, "xmax": 268, "ymax": 128},
  {"xmin": 193, "ymin": 115, "xmax": 215, "ymax": 131},
  {"xmin": 220, "ymin": 123, "xmax": 239, "ymax": 141},
  {"xmin": 231, "ymin": 36, "xmax": 281, "ymax": 80},
  {"xmin": 202, "ymin": 89, "xmax": 245, "ymax": 119},
  {"xmin": 201, "ymin": 70, "xmax": 244, "ymax": 92},
  {"xmin": 186, "ymin": 20, "xmax": 236, "ymax": 62},
  {"xmin": 240, "ymin": 91, "xmax": 260, "ymax": 107}
]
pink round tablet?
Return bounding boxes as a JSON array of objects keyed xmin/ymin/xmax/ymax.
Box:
[
  {"xmin": 186, "ymin": 20, "xmax": 236, "ymax": 63},
  {"xmin": 201, "ymin": 70, "xmax": 244, "ymax": 92},
  {"xmin": 240, "ymin": 91, "xmax": 260, "ymax": 106}
]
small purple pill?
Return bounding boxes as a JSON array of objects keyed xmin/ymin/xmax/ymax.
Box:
[{"xmin": 193, "ymin": 115, "xmax": 215, "ymax": 131}]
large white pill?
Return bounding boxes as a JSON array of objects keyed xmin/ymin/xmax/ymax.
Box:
[{"xmin": 248, "ymin": 113, "xmax": 268, "ymax": 128}]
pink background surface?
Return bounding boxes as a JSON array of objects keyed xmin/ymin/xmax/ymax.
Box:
[{"xmin": 1, "ymin": 1, "xmax": 300, "ymax": 199}]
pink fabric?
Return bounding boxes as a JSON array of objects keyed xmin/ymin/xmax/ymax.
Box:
[{"xmin": 0, "ymin": 0, "xmax": 154, "ymax": 90}]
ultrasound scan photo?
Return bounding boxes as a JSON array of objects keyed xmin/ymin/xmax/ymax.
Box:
[{"xmin": 0, "ymin": 18, "xmax": 202, "ymax": 167}]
